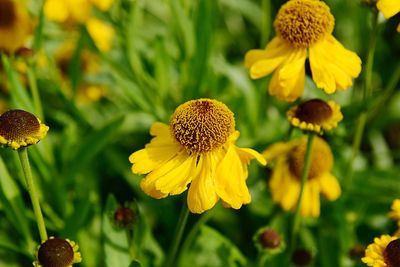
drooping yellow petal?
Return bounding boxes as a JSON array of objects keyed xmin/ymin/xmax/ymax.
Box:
[
  {"xmin": 44, "ymin": 0, "xmax": 69, "ymax": 22},
  {"xmin": 262, "ymin": 140, "xmax": 300, "ymax": 162},
  {"xmin": 309, "ymin": 36, "xmax": 361, "ymax": 94},
  {"xmin": 280, "ymin": 176, "xmax": 300, "ymax": 212},
  {"xmin": 129, "ymin": 122, "xmax": 180, "ymax": 174},
  {"xmin": 187, "ymin": 154, "xmax": 219, "ymax": 213},
  {"xmin": 269, "ymin": 48, "xmax": 307, "ymax": 102},
  {"xmin": 318, "ymin": 172, "xmax": 341, "ymax": 201},
  {"xmin": 140, "ymin": 151, "xmax": 190, "ymax": 198},
  {"xmin": 66, "ymin": 0, "xmax": 92, "ymax": 23},
  {"xmin": 87, "ymin": 18, "xmax": 115, "ymax": 52},
  {"xmin": 236, "ymin": 147, "xmax": 267, "ymax": 166},
  {"xmin": 377, "ymin": 0, "xmax": 400, "ymax": 19},
  {"xmin": 246, "ymin": 37, "xmax": 293, "ymax": 79},
  {"xmin": 300, "ymin": 181, "xmax": 320, "ymax": 217},
  {"xmin": 215, "ymin": 145, "xmax": 251, "ymax": 209}
]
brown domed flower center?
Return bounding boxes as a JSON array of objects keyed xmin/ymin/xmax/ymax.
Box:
[
  {"xmin": 38, "ymin": 238, "xmax": 74, "ymax": 267},
  {"xmin": 295, "ymin": 99, "xmax": 333, "ymax": 124},
  {"xmin": 288, "ymin": 136, "xmax": 333, "ymax": 179},
  {"xmin": 384, "ymin": 239, "xmax": 400, "ymax": 267},
  {"xmin": 0, "ymin": 0, "xmax": 16, "ymax": 28},
  {"xmin": 0, "ymin": 110, "xmax": 40, "ymax": 141},
  {"xmin": 170, "ymin": 99, "xmax": 235, "ymax": 154},
  {"xmin": 274, "ymin": 0, "xmax": 334, "ymax": 48}
]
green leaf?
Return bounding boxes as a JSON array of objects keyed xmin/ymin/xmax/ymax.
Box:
[
  {"xmin": 179, "ymin": 225, "xmax": 246, "ymax": 267},
  {"xmin": 63, "ymin": 115, "xmax": 125, "ymax": 179}
]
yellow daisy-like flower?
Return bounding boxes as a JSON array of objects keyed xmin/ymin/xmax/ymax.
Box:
[
  {"xmin": 287, "ymin": 99, "xmax": 343, "ymax": 134},
  {"xmin": 0, "ymin": 110, "xmax": 49, "ymax": 150},
  {"xmin": 377, "ymin": 0, "xmax": 400, "ymax": 32},
  {"xmin": 263, "ymin": 136, "xmax": 341, "ymax": 217},
  {"xmin": 0, "ymin": 0, "xmax": 31, "ymax": 54},
  {"xmin": 362, "ymin": 235, "xmax": 400, "ymax": 267},
  {"xmin": 33, "ymin": 237, "xmax": 82, "ymax": 267},
  {"xmin": 245, "ymin": 0, "xmax": 362, "ymax": 102},
  {"xmin": 129, "ymin": 99, "xmax": 266, "ymax": 214}
]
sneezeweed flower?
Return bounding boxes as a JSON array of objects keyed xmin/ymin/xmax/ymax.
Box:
[
  {"xmin": 0, "ymin": 0, "xmax": 31, "ymax": 54},
  {"xmin": 44, "ymin": 0, "xmax": 115, "ymax": 52},
  {"xmin": 287, "ymin": 99, "xmax": 343, "ymax": 134},
  {"xmin": 129, "ymin": 99, "xmax": 266, "ymax": 214},
  {"xmin": 0, "ymin": 110, "xmax": 48, "ymax": 150},
  {"xmin": 245, "ymin": 0, "xmax": 362, "ymax": 102},
  {"xmin": 33, "ymin": 237, "xmax": 82, "ymax": 267},
  {"xmin": 263, "ymin": 136, "xmax": 341, "ymax": 217},
  {"xmin": 362, "ymin": 235, "xmax": 400, "ymax": 267},
  {"xmin": 377, "ymin": 0, "xmax": 400, "ymax": 32}
]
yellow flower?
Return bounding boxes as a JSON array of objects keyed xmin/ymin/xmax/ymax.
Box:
[
  {"xmin": 33, "ymin": 237, "xmax": 82, "ymax": 267},
  {"xmin": 377, "ymin": 0, "xmax": 400, "ymax": 32},
  {"xmin": 362, "ymin": 235, "xmax": 400, "ymax": 267},
  {"xmin": 245, "ymin": 0, "xmax": 361, "ymax": 102},
  {"xmin": 129, "ymin": 99, "xmax": 266, "ymax": 214},
  {"xmin": 0, "ymin": 0, "xmax": 31, "ymax": 54},
  {"xmin": 263, "ymin": 136, "xmax": 341, "ymax": 217},
  {"xmin": 287, "ymin": 99, "xmax": 343, "ymax": 134},
  {"xmin": 86, "ymin": 18, "xmax": 115, "ymax": 52},
  {"xmin": 44, "ymin": 0, "xmax": 92, "ymax": 23},
  {"xmin": 0, "ymin": 110, "xmax": 48, "ymax": 150}
]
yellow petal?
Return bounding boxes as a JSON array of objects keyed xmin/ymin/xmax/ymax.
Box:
[
  {"xmin": 262, "ymin": 140, "xmax": 299, "ymax": 161},
  {"xmin": 377, "ymin": 0, "xmax": 400, "ymax": 18},
  {"xmin": 187, "ymin": 154, "xmax": 219, "ymax": 214},
  {"xmin": 87, "ymin": 18, "xmax": 115, "ymax": 52},
  {"xmin": 90, "ymin": 0, "xmax": 113, "ymax": 11},
  {"xmin": 215, "ymin": 145, "xmax": 251, "ymax": 209},
  {"xmin": 129, "ymin": 122, "xmax": 180, "ymax": 174},
  {"xmin": 246, "ymin": 37, "xmax": 293, "ymax": 79},
  {"xmin": 236, "ymin": 147, "xmax": 267, "ymax": 166},
  {"xmin": 44, "ymin": 0, "xmax": 69, "ymax": 22},
  {"xmin": 280, "ymin": 175, "xmax": 300, "ymax": 212},
  {"xmin": 318, "ymin": 172, "xmax": 341, "ymax": 201},
  {"xmin": 245, "ymin": 37, "xmax": 289, "ymax": 67},
  {"xmin": 66, "ymin": 0, "xmax": 92, "ymax": 23},
  {"xmin": 268, "ymin": 48, "xmax": 306, "ymax": 102},
  {"xmin": 140, "ymin": 151, "xmax": 189, "ymax": 198},
  {"xmin": 309, "ymin": 36, "xmax": 362, "ymax": 93}
]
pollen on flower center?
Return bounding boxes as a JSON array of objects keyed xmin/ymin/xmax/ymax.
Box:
[
  {"xmin": 0, "ymin": 0, "xmax": 16, "ymax": 28},
  {"xmin": 0, "ymin": 110, "xmax": 40, "ymax": 141},
  {"xmin": 170, "ymin": 99, "xmax": 235, "ymax": 154},
  {"xmin": 38, "ymin": 238, "xmax": 74, "ymax": 267},
  {"xmin": 384, "ymin": 239, "xmax": 400, "ymax": 267},
  {"xmin": 288, "ymin": 137, "xmax": 333, "ymax": 179},
  {"xmin": 274, "ymin": 0, "xmax": 334, "ymax": 48},
  {"xmin": 295, "ymin": 99, "xmax": 333, "ymax": 124}
]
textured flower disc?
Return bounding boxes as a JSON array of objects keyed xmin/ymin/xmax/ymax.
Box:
[
  {"xmin": 0, "ymin": 0, "xmax": 16, "ymax": 28},
  {"xmin": 274, "ymin": 0, "xmax": 334, "ymax": 48},
  {"xmin": 38, "ymin": 238, "xmax": 74, "ymax": 267},
  {"xmin": 295, "ymin": 99, "xmax": 333, "ymax": 125},
  {"xmin": 0, "ymin": 110, "xmax": 40, "ymax": 141},
  {"xmin": 384, "ymin": 239, "xmax": 400, "ymax": 267},
  {"xmin": 170, "ymin": 99, "xmax": 235, "ymax": 154},
  {"xmin": 288, "ymin": 137, "xmax": 333, "ymax": 179}
]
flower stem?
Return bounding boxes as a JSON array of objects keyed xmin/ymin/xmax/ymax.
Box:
[
  {"xmin": 290, "ymin": 132, "xmax": 315, "ymax": 250},
  {"xmin": 164, "ymin": 203, "xmax": 190, "ymax": 267},
  {"xmin": 17, "ymin": 148, "xmax": 48, "ymax": 242},
  {"xmin": 346, "ymin": 10, "xmax": 379, "ymax": 189}
]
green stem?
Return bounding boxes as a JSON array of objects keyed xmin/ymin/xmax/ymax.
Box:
[
  {"xmin": 261, "ymin": 0, "xmax": 271, "ymax": 46},
  {"xmin": 27, "ymin": 64, "xmax": 44, "ymax": 120},
  {"xmin": 290, "ymin": 132, "xmax": 315, "ymax": 251},
  {"xmin": 17, "ymin": 148, "xmax": 48, "ymax": 242},
  {"xmin": 164, "ymin": 203, "xmax": 190, "ymax": 267},
  {"xmin": 346, "ymin": 10, "xmax": 379, "ymax": 189}
]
